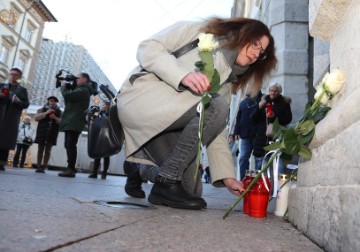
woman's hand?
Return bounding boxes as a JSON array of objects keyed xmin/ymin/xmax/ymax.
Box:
[
  {"xmin": 181, "ymin": 72, "xmax": 210, "ymax": 94},
  {"xmin": 223, "ymin": 178, "xmax": 245, "ymax": 196}
]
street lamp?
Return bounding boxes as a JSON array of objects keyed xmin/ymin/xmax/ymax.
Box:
[{"xmin": 11, "ymin": 0, "xmax": 39, "ymax": 68}]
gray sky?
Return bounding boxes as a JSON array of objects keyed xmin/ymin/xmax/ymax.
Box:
[{"xmin": 41, "ymin": 0, "xmax": 233, "ymax": 89}]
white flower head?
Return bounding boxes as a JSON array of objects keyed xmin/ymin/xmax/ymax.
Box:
[
  {"xmin": 198, "ymin": 33, "xmax": 219, "ymax": 52},
  {"xmin": 16, "ymin": 79, "xmax": 24, "ymax": 85},
  {"xmin": 323, "ymin": 68, "xmax": 345, "ymax": 95},
  {"xmin": 314, "ymin": 85, "xmax": 329, "ymax": 105}
]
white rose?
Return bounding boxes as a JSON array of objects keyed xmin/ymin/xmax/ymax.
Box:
[
  {"xmin": 323, "ymin": 68, "xmax": 345, "ymax": 95},
  {"xmin": 198, "ymin": 33, "xmax": 219, "ymax": 52},
  {"xmin": 314, "ymin": 85, "xmax": 329, "ymax": 105}
]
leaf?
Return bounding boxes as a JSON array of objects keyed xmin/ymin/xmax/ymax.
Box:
[
  {"xmin": 313, "ymin": 106, "xmax": 331, "ymax": 124},
  {"xmin": 264, "ymin": 141, "xmax": 281, "ymax": 151},
  {"xmin": 202, "ymin": 95, "xmax": 211, "ymax": 106},
  {"xmin": 209, "ymin": 70, "xmax": 221, "ymax": 93},
  {"xmin": 298, "ymin": 144, "xmax": 312, "ymax": 160},
  {"xmin": 298, "ymin": 129, "xmax": 315, "ymax": 145},
  {"xmin": 281, "ymin": 129, "xmax": 301, "ymax": 155},
  {"xmin": 297, "ymin": 120, "xmax": 315, "ymax": 135},
  {"xmin": 195, "ymin": 61, "xmax": 205, "ymax": 70}
]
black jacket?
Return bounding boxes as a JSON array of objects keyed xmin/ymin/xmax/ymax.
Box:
[
  {"xmin": 34, "ymin": 105, "xmax": 62, "ymax": 145},
  {"xmin": 251, "ymin": 94, "xmax": 292, "ymax": 157}
]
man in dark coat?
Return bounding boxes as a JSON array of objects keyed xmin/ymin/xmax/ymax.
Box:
[
  {"xmin": 0, "ymin": 68, "xmax": 29, "ymax": 171},
  {"xmin": 34, "ymin": 96, "xmax": 62, "ymax": 173},
  {"xmin": 58, "ymin": 72, "xmax": 93, "ymax": 177}
]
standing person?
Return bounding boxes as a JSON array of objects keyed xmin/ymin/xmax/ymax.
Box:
[
  {"xmin": 89, "ymin": 103, "xmax": 111, "ymax": 179},
  {"xmin": 34, "ymin": 96, "xmax": 62, "ymax": 173},
  {"xmin": 58, "ymin": 73, "xmax": 94, "ymax": 178},
  {"xmin": 233, "ymin": 91, "xmax": 262, "ymax": 180},
  {"xmin": 118, "ymin": 17, "xmax": 277, "ymax": 209},
  {"xmin": 0, "ymin": 68, "xmax": 29, "ymax": 171},
  {"xmin": 251, "ymin": 82, "xmax": 292, "ymax": 172},
  {"xmin": 13, "ymin": 116, "xmax": 34, "ymax": 168}
]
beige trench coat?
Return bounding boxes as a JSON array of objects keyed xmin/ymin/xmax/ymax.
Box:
[{"xmin": 117, "ymin": 21, "xmax": 239, "ymax": 186}]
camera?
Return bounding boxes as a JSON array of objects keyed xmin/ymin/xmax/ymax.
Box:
[
  {"xmin": 55, "ymin": 69, "xmax": 78, "ymax": 90},
  {"xmin": 55, "ymin": 69, "xmax": 99, "ymax": 95}
]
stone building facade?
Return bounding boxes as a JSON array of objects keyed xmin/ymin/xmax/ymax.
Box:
[
  {"xmin": 233, "ymin": 0, "xmax": 358, "ymax": 250},
  {"xmin": 0, "ymin": 0, "xmax": 56, "ymax": 88}
]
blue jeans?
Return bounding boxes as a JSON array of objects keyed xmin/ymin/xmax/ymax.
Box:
[{"xmin": 239, "ymin": 138, "xmax": 255, "ymax": 180}]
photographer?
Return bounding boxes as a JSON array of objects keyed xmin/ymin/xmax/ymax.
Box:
[
  {"xmin": 58, "ymin": 72, "xmax": 94, "ymax": 178},
  {"xmin": 0, "ymin": 68, "xmax": 29, "ymax": 171}
]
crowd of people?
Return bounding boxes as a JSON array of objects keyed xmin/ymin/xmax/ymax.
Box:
[{"xmin": 1, "ymin": 17, "xmax": 296, "ymax": 211}]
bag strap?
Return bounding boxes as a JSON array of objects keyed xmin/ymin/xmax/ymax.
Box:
[
  {"xmin": 171, "ymin": 39, "xmax": 199, "ymax": 58},
  {"xmin": 129, "ymin": 39, "xmax": 199, "ymax": 84}
]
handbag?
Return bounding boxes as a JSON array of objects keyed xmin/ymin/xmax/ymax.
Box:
[
  {"xmin": 266, "ymin": 119, "xmax": 274, "ymax": 138},
  {"xmin": 87, "ymin": 85, "xmax": 124, "ymax": 159},
  {"xmin": 22, "ymin": 127, "xmax": 33, "ymax": 145}
]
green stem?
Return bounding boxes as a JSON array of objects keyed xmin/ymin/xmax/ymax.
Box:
[
  {"xmin": 223, "ymin": 149, "xmax": 280, "ymax": 219},
  {"xmin": 194, "ymin": 99, "xmax": 206, "ymax": 182}
]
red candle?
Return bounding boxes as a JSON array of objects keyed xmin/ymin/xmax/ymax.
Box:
[
  {"xmin": 249, "ymin": 175, "xmax": 272, "ymax": 218},
  {"xmin": 2, "ymin": 88, "xmax": 9, "ymax": 95},
  {"xmin": 242, "ymin": 170, "xmax": 253, "ymax": 214},
  {"xmin": 266, "ymin": 102, "xmax": 273, "ymax": 117}
]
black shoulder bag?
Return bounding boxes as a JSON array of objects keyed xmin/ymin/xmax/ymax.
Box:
[{"xmin": 87, "ymin": 85, "xmax": 124, "ymax": 159}]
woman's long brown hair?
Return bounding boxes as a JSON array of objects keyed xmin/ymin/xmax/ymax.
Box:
[{"xmin": 201, "ymin": 17, "xmax": 277, "ymax": 95}]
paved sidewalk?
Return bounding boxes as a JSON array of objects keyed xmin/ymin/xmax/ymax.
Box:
[{"xmin": 0, "ymin": 167, "xmax": 322, "ymax": 252}]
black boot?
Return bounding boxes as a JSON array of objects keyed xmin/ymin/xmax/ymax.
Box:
[
  {"xmin": 123, "ymin": 161, "xmax": 145, "ymax": 198},
  {"xmin": 58, "ymin": 168, "xmax": 76, "ymax": 178},
  {"xmin": 101, "ymin": 170, "xmax": 107, "ymax": 180},
  {"xmin": 148, "ymin": 177, "xmax": 207, "ymax": 210}
]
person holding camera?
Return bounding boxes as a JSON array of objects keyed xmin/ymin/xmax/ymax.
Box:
[
  {"xmin": 13, "ymin": 115, "xmax": 34, "ymax": 168},
  {"xmin": 0, "ymin": 68, "xmax": 29, "ymax": 171},
  {"xmin": 58, "ymin": 72, "xmax": 94, "ymax": 178},
  {"xmin": 34, "ymin": 96, "xmax": 62, "ymax": 173}
]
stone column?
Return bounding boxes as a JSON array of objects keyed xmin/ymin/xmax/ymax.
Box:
[{"xmin": 288, "ymin": 1, "xmax": 360, "ymax": 251}]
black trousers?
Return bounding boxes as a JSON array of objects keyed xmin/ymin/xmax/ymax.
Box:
[{"xmin": 64, "ymin": 130, "xmax": 81, "ymax": 170}]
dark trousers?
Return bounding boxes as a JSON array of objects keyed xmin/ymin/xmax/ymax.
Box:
[
  {"xmin": 0, "ymin": 149, "xmax": 10, "ymax": 165},
  {"xmin": 93, "ymin": 157, "xmax": 110, "ymax": 174},
  {"xmin": 13, "ymin": 144, "xmax": 30, "ymax": 167},
  {"xmin": 144, "ymin": 95, "xmax": 229, "ymax": 181},
  {"xmin": 64, "ymin": 130, "xmax": 81, "ymax": 170},
  {"xmin": 37, "ymin": 142, "xmax": 54, "ymax": 169}
]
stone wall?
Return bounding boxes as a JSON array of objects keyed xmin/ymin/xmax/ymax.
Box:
[{"xmin": 288, "ymin": 0, "xmax": 360, "ymax": 251}]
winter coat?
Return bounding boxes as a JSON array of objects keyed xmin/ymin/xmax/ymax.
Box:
[
  {"xmin": 34, "ymin": 104, "xmax": 62, "ymax": 145},
  {"xmin": 233, "ymin": 91, "xmax": 262, "ymax": 139},
  {"xmin": 117, "ymin": 21, "xmax": 253, "ymax": 186},
  {"xmin": 251, "ymin": 94, "xmax": 292, "ymax": 157},
  {"xmin": 0, "ymin": 83, "xmax": 29, "ymax": 149},
  {"xmin": 59, "ymin": 83, "xmax": 93, "ymax": 132},
  {"xmin": 16, "ymin": 122, "xmax": 34, "ymax": 145}
]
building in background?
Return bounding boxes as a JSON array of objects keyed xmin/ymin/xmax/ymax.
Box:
[
  {"xmin": 0, "ymin": 0, "xmax": 56, "ymax": 88},
  {"xmin": 31, "ymin": 38, "xmax": 117, "ymax": 107}
]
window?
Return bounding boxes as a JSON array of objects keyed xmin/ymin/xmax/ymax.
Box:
[
  {"xmin": 0, "ymin": 46, "xmax": 9, "ymax": 63},
  {"xmin": 0, "ymin": 35, "xmax": 16, "ymax": 65},
  {"xmin": 24, "ymin": 27, "xmax": 33, "ymax": 42}
]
